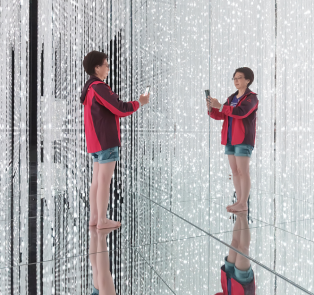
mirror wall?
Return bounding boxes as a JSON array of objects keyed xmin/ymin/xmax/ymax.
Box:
[{"xmin": 0, "ymin": 0, "xmax": 313, "ymax": 294}]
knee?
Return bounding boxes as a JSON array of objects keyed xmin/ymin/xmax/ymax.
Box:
[
  {"xmin": 231, "ymin": 168, "xmax": 239, "ymax": 176},
  {"xmin": 230, "ymin": 238, "xmax": 239, "ymax": 248},
  {"xmin": 98, "ymin": 174, "xmax": 112, "ymax": 188},
  {"xmin": 237, "ymin": 244, "xmax": 249, "ymax": 255},
  {"xmin": 237, "ymin": 168, "xmax": 249, "ymax": 178},
  {"xmin": 237, "ymin": 168, "xmax": 244, "ymax": 177}
]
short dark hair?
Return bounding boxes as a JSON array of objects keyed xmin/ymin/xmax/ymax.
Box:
[
  {"xmin": 83, "ymin": 51, "xmax": 108, "ymax": 76},
  {"xmin": 233, "ymin": 67, "xmax": 254, "ymax": 87}
]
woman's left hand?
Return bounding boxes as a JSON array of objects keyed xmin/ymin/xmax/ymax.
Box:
[{"xmin": 209, "ymin": 96, "xmax": 222, "ymax": 109}]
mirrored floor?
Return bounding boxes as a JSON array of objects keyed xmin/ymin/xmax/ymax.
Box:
[{"xmin": 1, "ymin": 191, "xmax": 313, "ymax": 294}]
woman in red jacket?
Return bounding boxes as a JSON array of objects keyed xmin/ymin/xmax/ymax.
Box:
[
  {"xmin": 81, "ymin": 51, "xmax": 149, "ymax": 229},
  {"xmin": 207, "ymin": 67, "xmax": 258, "ymax": 212}
]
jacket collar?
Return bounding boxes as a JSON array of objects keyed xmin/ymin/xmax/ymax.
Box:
[{"xmin": 228, "ymin": 88, "xmax": 253, "ymax": 103}]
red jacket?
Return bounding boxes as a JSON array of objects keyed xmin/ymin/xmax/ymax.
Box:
[
  {"xmin": 80, "ymin": 76, "xmax": 140, "ymax": 153},
  {"xmin": 215, "ymin": 265, "xmax": 256, "ymax": 295},
  {"xmin": 209, "ymin": 88, "xmax": 258, "ymax": 147}
]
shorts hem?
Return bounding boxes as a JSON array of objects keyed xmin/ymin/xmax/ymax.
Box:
[
  {"xmin": 98, "ymin": 157, "xmax": 119, "ymax": 164},
  {"xmin": 225, "ymin": 151, "xmax": 234, "ymax": 155},
  {"xmin": 234, "ymin": 154, "xmax": 252, "ymax": 158}
]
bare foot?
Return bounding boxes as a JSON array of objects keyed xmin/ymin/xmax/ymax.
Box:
[
  {"xmin": 97, "ymin": 218, "xmax": 121, "ymax": 230},
  {"xmin": 226, "ymin": 201, "xmax": 239, "ymax": 210},
  {"xmin": 228, "ymin": 202, "xmax": 248, "ymax": 213}
]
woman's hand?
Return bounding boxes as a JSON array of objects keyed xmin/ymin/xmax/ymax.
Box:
[
  {"xmin": 139, "ymin": 93, "xmax": 150, "ymax": 106},
  {"xmin": 209, "ymin": 96, "xmax": 222, "ymax": 109}
]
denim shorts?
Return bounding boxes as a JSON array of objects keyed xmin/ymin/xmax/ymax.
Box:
[
  {"xmin": 225, "ymin": 140, "xmax": 253, "ymax": 158},
  {"xmin": 91, "ymin": 285, "xmax": 99, "ymax": 295},
  {"xmin": 225, "ymin": 256, "xmax": 254, "ymax": 285},
  {"xmin": 91, "ymin": 146, "xmax": 119, "ymax": 164}
]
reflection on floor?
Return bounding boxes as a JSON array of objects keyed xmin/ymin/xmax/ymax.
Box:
[{"xmin": 1, "ymin": 190, "xmax": 313, "ymax": 294}]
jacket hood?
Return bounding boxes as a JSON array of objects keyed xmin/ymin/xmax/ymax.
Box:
[{"xmin": 80, "ymin": 75, "xmax": 103, "ymax": 104}]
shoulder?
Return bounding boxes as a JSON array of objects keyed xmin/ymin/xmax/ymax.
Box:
[
  {"xmin": 93, "ymin": 82, "xmax": 117, "ymax": 96},
  {"xmin": 92, "ymin": 81, "xmax": 106, "ymax": 89},
  {"xmin": 245, "ymin": 88, "xmax": 257, "ymax": 97},
  {"xmin": 246, "ymin": 92, "xmax": 258, "ymax": 102}
]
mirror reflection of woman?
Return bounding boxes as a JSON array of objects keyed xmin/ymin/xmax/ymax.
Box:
[
  {"xmin": 215, "ymin": 211, "xmax": 255, "ymax": 294},
  {"xmin": 207, "ymin": 68, "xmax": 258, "ymax": 212},
  {"xmin": 89, "ymin": 226, "xmax": 117, "ymax": 295}
]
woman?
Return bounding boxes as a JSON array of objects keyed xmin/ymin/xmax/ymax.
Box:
[
  {"xmin": 207, "ymin": 67, "xmax": 258, "ymax": 213},
  {"xmin": 80, "ymin": 51, "xmax": 149, "ymax": 229}
]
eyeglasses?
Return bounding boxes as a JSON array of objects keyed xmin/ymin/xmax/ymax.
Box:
[
  {"xmin": 232, "ymin": 77, "xmax": 244, "ymax": 81},
  {"xmin": 98, "ymin": 63, "xmax": 110, "ymax": 68}
]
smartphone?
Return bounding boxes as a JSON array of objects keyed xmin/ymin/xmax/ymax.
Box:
[
  {"xmin": 144, "ymin": 86, "xmax": 150, "ymax": 96},
  {"xmin": 204, "ymin": 89, "xmax": 210, "ymax": 99},
  {"xmin": 205, "ymin": 89, "xmax": 211, "ymax": 111}
]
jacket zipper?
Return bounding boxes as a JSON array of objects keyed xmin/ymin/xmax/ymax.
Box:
[{"xmin": 230, "ymin": 93, "xmax": 248, "ymax": 145}]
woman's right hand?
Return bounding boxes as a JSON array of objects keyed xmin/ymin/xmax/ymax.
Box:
[{"xmin": 139, "ymin": 93, "xmax": 150, "ymax": 106}]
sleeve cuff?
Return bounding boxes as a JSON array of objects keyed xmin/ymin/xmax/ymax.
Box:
[
  {"xmin": 219, "ymin": 104, "xmax": 224, "ymax": 112},
  {"xmin": 137, "ymin": 100, "xmax": 142, "ymax": 109}
]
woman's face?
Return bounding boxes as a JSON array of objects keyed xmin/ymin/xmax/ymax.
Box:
[
  {"xmin": 233, "ymin": 72, "xmax": 250, "ymax": 90},
  {"xmin": 95, "ymin": 59, "xmax": 110, "ymax": 81}
]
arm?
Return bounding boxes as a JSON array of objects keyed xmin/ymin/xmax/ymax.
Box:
[
  {"xmin": 221, "ymin": 94, "xmax": 258, "ymax": 119},
  {"xmin": 93, "ymin": 83, "xmax": 140, "ymax": 117},
  {"xmin": 208, "ymin": 108, "xmax": 225, "ymax": 120},
  {"xmin": 208, "ymin": 98, "xmax": 228, "ymax": 120}
]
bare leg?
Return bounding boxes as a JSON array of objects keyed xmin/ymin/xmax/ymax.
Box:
[
  {"xmin": 89, "ymin": 162, "xmax": 99, "ymax": 226},
  {"xmin": 226, "ymin": 155, "xmax": 242, "ymax": 211},
  {"xmin": 89, "ymin": 226, "xmax": 99, "ymax": 290},
  {"xmin": 235, "ymin": 212, "xmax": 251, "ymax": 271},
  {"xmin": 96, "ymin": 161, "xmax": 121, "ymax": 230},
  {"xmin": 227, "ymin": 213, "xmax": 242, "ymax": 264},
  {"xmin": 97, "ymin": 228, "xmax": 117, "ymax": 295},
  {"xmin": 228, "ymin": 156, "xmax": 250, "ymax": 212}
]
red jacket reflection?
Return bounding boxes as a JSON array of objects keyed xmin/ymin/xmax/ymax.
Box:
[{"xmin": 215, "ymin": 265, "xmax": 256, "ymax": 295}]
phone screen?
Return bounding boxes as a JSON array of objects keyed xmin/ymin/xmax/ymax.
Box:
[{"xmin": 144, "ymin": 86, "xmax": 150, "ymax": 96}]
